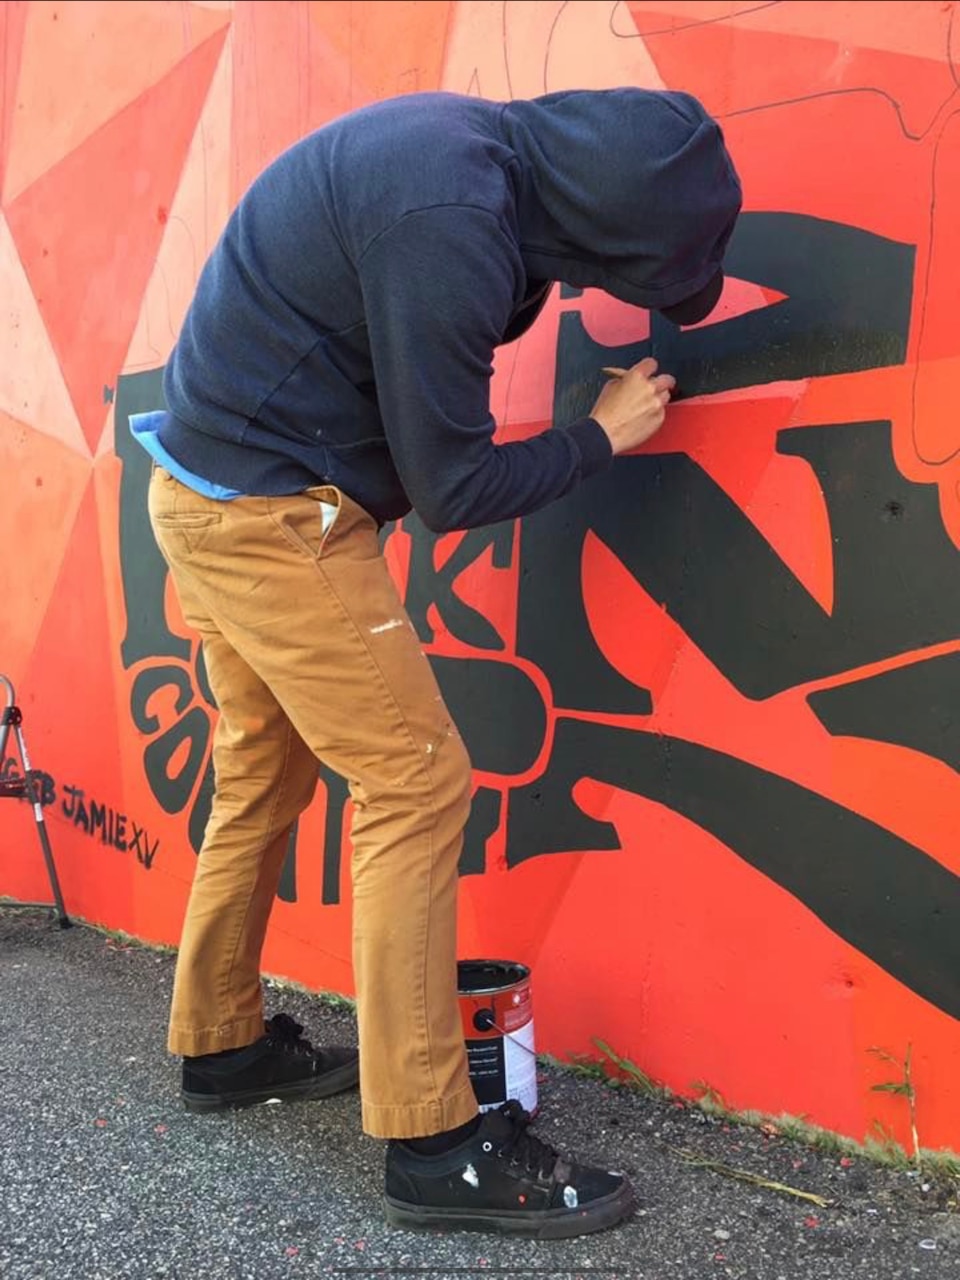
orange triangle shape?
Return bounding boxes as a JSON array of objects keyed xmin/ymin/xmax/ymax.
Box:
[
  {"xmin": 682, "ymin": 278, "xmax": 788, "ymax": 331},
  {"xmin": 307, "ymin": 1, "xmax": 453, "ymax": 102},
  {"xmin": 0, "ymin": 411, "xmax": 91, "ymax": 676},
  {"xmin": 3, "ymin": 0, "xmax": 230, "ymax": 203},
  {"xmin": 0, "ymin": 0, "xmax": 29, "ymax": 194},
  {"xmin": 13, "ymin": 473, "xmax": 128, "ymax": 917},
  {"xmin": 124, "ymin": 25, "xmax": 233, "ymax": 378},
  {"xmin": 229, "ymin": 5, "xmax": 355, "ymax": 203},
  {"xmin": 6, "ymin": 28, "xmax": 228, "ymax": 452},
  {"xmin": 0, "ymin": 211, "xmax": 87, "ymax": 455},
  {"xmin": 229, "ymin": 1, "xmax": 448, "ymax": 204}
]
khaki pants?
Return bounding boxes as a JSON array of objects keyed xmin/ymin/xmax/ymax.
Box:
[{"xmin": 148, "ymin": 467, "xmax": 478, "ymax": 1139}]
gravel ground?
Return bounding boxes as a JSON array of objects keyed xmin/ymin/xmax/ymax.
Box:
[{"xmin": 1, "ymin": 906, "xmax": 957, "ymax": 1280}]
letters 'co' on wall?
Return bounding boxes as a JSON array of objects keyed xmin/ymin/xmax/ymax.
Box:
[{"xmin": 2, "ymin": 1, "xmax": 958, "ymax": 1152}]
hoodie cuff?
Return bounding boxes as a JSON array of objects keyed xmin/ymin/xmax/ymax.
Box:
[{"xmin": 564, "ymin": 416, "xmax": 614, "ymax": 479}]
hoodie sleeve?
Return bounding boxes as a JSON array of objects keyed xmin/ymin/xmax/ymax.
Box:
[{"xmin": 358, "ymin": 204, "xmax": 612, "ymax": 533}]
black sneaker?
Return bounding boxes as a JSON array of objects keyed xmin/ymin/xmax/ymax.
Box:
[
  {"xmin": 181, "ymin": 1013, "xmax": 359, "ymax": 1112},
  {"xmin": 384, "ymin": 1100, "xmax": 634, "ymax": 1239}
]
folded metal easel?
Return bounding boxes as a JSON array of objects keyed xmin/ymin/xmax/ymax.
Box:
[{"xmin": 0, "ymin": 674, "xmax": 70, "ymax": 928}]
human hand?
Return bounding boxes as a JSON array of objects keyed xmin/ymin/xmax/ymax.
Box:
[{"xmin": 589, "ymin": 358, "xmax": 676, "ymax": 455}]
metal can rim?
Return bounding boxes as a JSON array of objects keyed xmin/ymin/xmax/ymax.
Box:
[{"xmin": 457, "ymin": 958, "xmax": 531, "ymax": 997}]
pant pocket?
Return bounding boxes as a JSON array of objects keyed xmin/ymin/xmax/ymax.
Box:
[
  {"xmin": 267, "ymin": 488, "xmax": 341, "ymax": 559},
  {"xmin": 150, "ymin": 510, "xmax": 223, "ymax": 556}
]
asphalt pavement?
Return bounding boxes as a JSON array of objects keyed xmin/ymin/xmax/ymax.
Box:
[{"xmin": 1, "ymin": 906, "xmax": 957, "ymax": 1280}]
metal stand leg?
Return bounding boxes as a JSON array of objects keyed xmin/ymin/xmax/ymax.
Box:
[{"xmin": 0, "ymin": 674, "xmax": 71, "ymax": 928}]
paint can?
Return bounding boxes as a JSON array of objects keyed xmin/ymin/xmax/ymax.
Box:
[{"xmin": 457, "ymin": 959, "xmax": 538, "ymax": 1116}]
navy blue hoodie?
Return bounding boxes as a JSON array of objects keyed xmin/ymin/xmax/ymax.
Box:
[{"xmin": 159, "ymin": 89, "xmax": 741, "ymax": 531}]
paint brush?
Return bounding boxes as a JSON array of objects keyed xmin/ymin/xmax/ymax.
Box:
[{"xmin": 602, "ymin": 364, "xmax": 683, "ymax": 399}]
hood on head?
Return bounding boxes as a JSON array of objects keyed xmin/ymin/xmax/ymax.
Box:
[{"xmin": 500, "ymin": 88, "xmax": 742, "ymax": 319}]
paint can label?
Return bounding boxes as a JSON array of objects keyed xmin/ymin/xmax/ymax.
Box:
[
  {"xmin": 458, "ymin": 960, "xmax": 538, "ymax": 1115},
  {"xmin": 500, "ymin": 1015, "xmax": 537, "ymax": 1114}
]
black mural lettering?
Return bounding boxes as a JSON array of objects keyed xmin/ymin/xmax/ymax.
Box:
[
  {"xmin": 776, "ymin": 423, "xmax": 960, "ymax": 671},
  {"xmin": 278, "ymin": 821, "xmax": 300, "ymax": 903},
  {"xmin": 521, "ymin": 421, "xmax": 960, "ymax": 702},
  {"xmin": 188, "ymin": 755, "xmax": 215, "ymax": 855},
  {"xmin": 651, "ymin": 214, "xmax": 914, "ymax": 399},
  {"xmin": 130, "ymin": 824, "xmax": 159, "ymax": 870},
  {"xmin": 194, "ymin": 638, "xmax": 216, "ymax": 710},
  {"xmin": 514, "ymin": 494, "xmax": 654, "ymax": 714},
  {"xmin": 554, "ymin": 214, "xmax": 914, "ymax": 423},
  {"xmin": 131, "ymin": 664, "xmax": 194, "ymax": 732},
  {"xmin": 116, "ymin": 371, "xmax": 211, "ymax": 854},
  {"xmin": 30, "ymin": 767, "xmax": 147, "ymax": 865},
  {"xmin": 505, "ymin": 737, "xmax": 619, "ymax": 861},
  {"xmin": 5, "ymin": 767, "xmax": 57, "ymax": 809},
  {"xmin": 90, "ymin": 801, "xmax": 108, "ymax": 844},
  {"xmin": 114, "ymin": 369, "xmax": 191, "ymax": 667},
  {"xmin": 430, "ymin": 656, "xmax": 546, "ymax": 776},
  {"xmin": 143, "ymin": 707, "xmax": 210, "ymax": 815},
  {"xmin": 74, "ymin": 795, "xmax": 90, "ymax": 834},
  {"xmin": 62, "ymin": 784, "xmax": 80, "ymax": 820},
  {"xmin": 459, "ymin": 787, "xmax": 502, "ymax": 877},
  {"xmin": 507, "ymin": 720, "xmax": 960, "ymax": 1021},
  {"xmin": 405, "ymin": 521, "xmax": 514, "ymax": 649},
  {"xmin": 111, "ymin": 227, "xmax": 957, "ymax": 1021},
  {"xmin": 131, "ymin": 823, "xmax": 159, "ymax": 869},
  {"xmin": 808, "ymin": 652, "xmax": 960, "ymax": 773},
  {"xmin": 131, "ymin": 662, "xmax": 210, "ymax": 817},
  {"xmin": 321, "ymin": 765, "xmax": 350, "ymax": 906}
]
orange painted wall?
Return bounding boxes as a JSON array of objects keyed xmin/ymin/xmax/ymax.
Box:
[{"xmin": 2, "ymin": 1, "xmax": 959, "ymax": 1153}]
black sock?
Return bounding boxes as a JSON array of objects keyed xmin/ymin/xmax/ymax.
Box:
[{"xmin": 402, "ymin": 1114, "xmax": 481, "ymax": 1156}]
